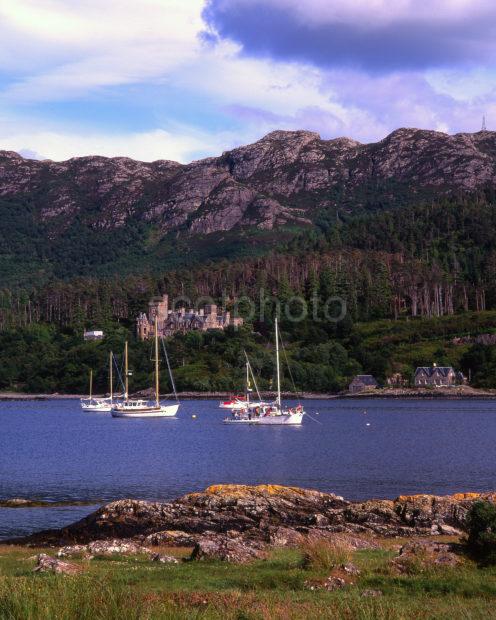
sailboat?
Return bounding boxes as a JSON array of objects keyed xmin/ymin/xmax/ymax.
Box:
[
  {"xmin": 80, "ymin": 352, "xmax": 115, "ymax": 413},
  {"xmin": 111, "ymin": 318, "xmax": 179, "ymax": 418},
  {"xmin": 220, "ymin": 355, "xmax": 268, "ymax": 411},
  {"xmin": 223, "ymin": 319, "xmax": 305, "ymax": 425}
]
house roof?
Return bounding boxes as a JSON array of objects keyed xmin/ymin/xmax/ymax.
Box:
[
  {"xmin": 415, "ymin": 366, "xmax": 454, "ymax": 377},
  {"xmin": 166, "ymin": 313, "xmax": 207, "ymax": 324},
  {"xmin": 351, "ymin": 375, "xmax": 378, "ymax": 386}
]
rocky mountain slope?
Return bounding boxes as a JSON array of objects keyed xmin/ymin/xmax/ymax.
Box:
[
  {"xmin": 1, "ymin": 128, "xmax": 496, "ymax": 238},
  {"xmin": 1, "ymin": 127, "xmax": 496, "ymax": 283}
]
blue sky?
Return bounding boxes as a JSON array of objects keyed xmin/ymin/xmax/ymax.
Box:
[{"xmin": 0, "ymin": 0, "xmax": 495, "ymax": 162}]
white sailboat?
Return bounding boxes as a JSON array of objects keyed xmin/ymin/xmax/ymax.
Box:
[
  {"xmin": 223, "ymin": 319, "xmax": 305, "ymax": 425},
  {"xmin": 221, "ymin": 354, "xmax": 268, "ymax": 410},
  {"xmin": 111, "ymin": 318, "xmax": 179, "ymax": 418},
  {"xmin": 80, "ymin": 353, "xmax": 115, "ymax": 413},
  {"xmin": 222, "ymin": 356, "xmax": 269, "ymax": 423}
]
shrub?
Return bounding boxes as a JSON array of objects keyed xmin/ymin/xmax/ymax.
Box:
[
  {"xmin": 301, "ymin": 537, "xmax": 352, "ymax": 572},
  {"xmin": 466, "ymin": 501, "xmax": 496, "ymax": 564}
]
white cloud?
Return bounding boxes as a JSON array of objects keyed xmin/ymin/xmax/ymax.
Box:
[
  {"xmin": 0, "ymin": 0, "xmax": 495, "ymax": 162},
  {"xmin": 0, "ymin": 0, "xmax": 204, "ymax": 97},
  {"xmin": 0, "ymin": 125, "xmax": 240, "ymax": 163},
  {"xmin": 174, "ymin": 39, "xmax": 342, "ymax": 117}
]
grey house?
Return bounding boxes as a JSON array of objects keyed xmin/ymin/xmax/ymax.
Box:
[
  {"xmin": 414, "ymin": 366, "xmax": 466, "ymax": 387},
  {"xmin": 349, "ymin": 375, "xmax": 379, "ymax": 394}
]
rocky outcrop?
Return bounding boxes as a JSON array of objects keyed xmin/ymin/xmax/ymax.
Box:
[
  {"xmin": 6, "ymin": 485, "xmax": 495, "ymax": 550},
  {"xmin": 190, "ymin": 533, "xmax": 267, "ymax": 563},
  {"xmin": 57, "ymin": 539, "xmax": 150, "ymax": 558},
  {"xmin": 34, "ymin": 554, "xmax": 83, "ymax": 575},
  {"xmin": 391, "ymin": 539, "xmax": 462, "ymax": 573},
  {"xmin": 1, "ymin": 128, "xmax": 495, "ymax": 240}
]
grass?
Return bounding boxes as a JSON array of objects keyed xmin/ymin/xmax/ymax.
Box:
[
  {"xmin": 1, "ymin": 544, "xmax": 496, "ymax": 619},
  {"xmin": 352, "ymin": 310, "xmax": 496, "ymax": 375},
  {"xmin": 301, "ymin": 537, "xmax": 352, "ymax": 572}
]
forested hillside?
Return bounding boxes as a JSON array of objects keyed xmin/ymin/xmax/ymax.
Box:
[
  {"xmin": 1, "ymin": 127, "xmax": 496, "ymax": 287},
  {"xmin": 1, "ymin": 310, "xmax": 496, "ymax": 394},
  {"xmin": 2, "ymin": 129, "xmax": 496, "ymax": 393}
]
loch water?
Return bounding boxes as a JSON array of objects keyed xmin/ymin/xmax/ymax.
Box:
[{"xmin": 1, "ymin": 397, "xmax": 496, "ymax": 538}]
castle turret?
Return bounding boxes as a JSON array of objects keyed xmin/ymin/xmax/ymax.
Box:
[
  {"xmin": 148, "ymin": 294, "xmax": 168, "ymax": 332},
  {"xmin": 136, "ymin": 312, "xmax": 150, "ymax": 341}
]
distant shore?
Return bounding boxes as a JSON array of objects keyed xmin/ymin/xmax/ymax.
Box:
[{"xmin": 1, "ymin": 385, "xmax": 496, "ymax": 400}]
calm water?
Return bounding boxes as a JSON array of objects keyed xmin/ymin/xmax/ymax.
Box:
[{"xmin": 1, "ymin": 398, "xmax": 496, "ymax": 538}]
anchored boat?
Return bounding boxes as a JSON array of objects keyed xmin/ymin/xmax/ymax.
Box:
[
  {"xmin": 223, "ymin": 318, "xmax": 305, "ymax": 425},
  {"xmin": 80, "ymin": 352, "xmax": 116, "ymax": 413},
  {"xmin": 111, "ymin": 318, "xmax": 179, "ymax": 419}
]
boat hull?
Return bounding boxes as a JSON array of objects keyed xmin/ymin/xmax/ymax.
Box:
[
  {"xmin": 111, "ymin": 404, "xmax": 179, "ymax": 418},
  {"xmin": 81, "ymin": 405, "xmax": 112, "ymax": 413},
  {"xmin": 224, "ymin": 412, "xmax": 304, "ymax": 425},
  {"xmin": 255, "ymin": 412, "xmax": 304, "ymax": 425},
  {"xmin": 80, "ymin": 398, "xmax": 112, "ymax": 413}
]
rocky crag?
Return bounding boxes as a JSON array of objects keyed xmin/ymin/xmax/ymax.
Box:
[
  {"xmin": 6, "ymin": 485, "xmax": 494, "ymax": 558},
  {"xmin": 1, "ymin": 128, "xmax": 495, "ymax": 238}
]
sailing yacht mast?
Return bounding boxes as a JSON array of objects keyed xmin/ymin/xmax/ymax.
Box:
[
  {"xmin": 275, "ymin": 317, "xmax": 281, "ymax": 409},
  {"xmin": 109, "ymin": 351, "xmax": 113, "ymax": 402},
  {"xmin": 124, "ymin": 341, "xmax": 129, "ymax": 400},
  {"xmin": 89, "ymin": 369, "xmax": 93, "ymax": 400},
  {"xmin": 246, "ymin": 361, "xmax": 250, "ymax": 406},
  {"xmin": 154, "ymin": 316, "xmax": 160, "ymax": 407}
]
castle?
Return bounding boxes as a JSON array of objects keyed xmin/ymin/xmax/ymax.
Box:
[{"xmin": 136, "ymin": 294, "xmax": 243, "ymax": 340}]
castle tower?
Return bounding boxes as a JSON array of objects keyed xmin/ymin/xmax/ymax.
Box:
[
  {"xmin": 204, "ymin": 304, "xmax": 218, "ymax": 328},
  {"xmin": 148, "ymin": 294, "xmax": 168, "ymax": 333},
  {"xmin": 136, "ymin": 312, "xmax": 150, "ymax": 341}
]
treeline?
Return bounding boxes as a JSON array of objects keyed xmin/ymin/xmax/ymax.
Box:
[
  {"xmin": 2, "ymin": 197, "xmax": 496, "ymax": 333},
  {"xmin": 2, "ymin": 309, "xmax": 496, "ymax": 394},
  {"xmin": 0, "ymin": 252, "xmax": 491, "ymax": 333},
  {"xmin": 0, "ymin": 250, "xmax": 412, "ymax": 329},
  {"xmin": 0, "ymin": 321, "xmax": 358, "ymax": 394}
]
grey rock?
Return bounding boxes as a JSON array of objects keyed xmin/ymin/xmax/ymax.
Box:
[
  {"xmin": 34, "ymin": 554, "xmax": 83, "ymax": 575},
  {"xmin": 340, "ymin": 562, "xmax": 361, "ymax": 575},
  {"xmin": 58, "ymin": 539, "xmax": 149, "ymax": 558},
  {"xmin": 305, "ymin": 575, "xmax": 351, "ymax": 591},
  {"xmin": 190, "ymin": 533, "xmax": 266, "ymax": 563},
  {"xmin": 324, "ymin": 576, "xmax": 348, "ymax": 591},
  {"xmin": 392, "ymin": 539, "xmax": 462, "ymax": 573},
  {"xmin": 150, "ymin": 553, "xmax": 179, "ymax": 564}
]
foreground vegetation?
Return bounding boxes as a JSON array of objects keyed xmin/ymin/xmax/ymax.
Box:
[{"xmin": 2, "ymin": 539, "xmax": 496, "ymax": 620}]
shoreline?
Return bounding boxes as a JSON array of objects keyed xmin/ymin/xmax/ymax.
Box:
[{"xmin": 1, "ymin": 386, "xmax": 496, "ymax": 401}]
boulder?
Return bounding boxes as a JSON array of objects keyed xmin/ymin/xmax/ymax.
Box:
[
  {"xmin": 58, "ymin": 539, "xmax": 149, "ymax": 558},
  {"xmin": 267, "ymin": 526, "xmax": 304, "ymax": 547},
  {"xmin": 191, "ymin": 533, "xmax": 266, "ymax": 563},
  {"xmin": 341, "ymin": 563, "xmax": 361, "ymax": 576},
  {"xmin": 34, "ymin": 554, "xmax": 83, "ymax": 575},
  {"xmin": 391, "ymin": 539, "xmax": 462, "ymax": 573},
  {"xmin": 143, "ymin": 530, "xmax": 198, "ymax": 547},
  {"xmin": 150, "ymin": 553, "xmax": 180, "ymax": 564},
  {"xmin": 305, "ymin": 575, "xmax": 350, "ymax": 591}
]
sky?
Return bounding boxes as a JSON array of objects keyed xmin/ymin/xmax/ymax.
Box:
[{"xmin": 0, "ymin": 0, "xmax": 495, "ymax": 162}]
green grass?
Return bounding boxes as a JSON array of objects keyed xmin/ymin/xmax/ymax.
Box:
[
  {"xmin": 2, "ymin": 544, "xmax": 496, "ymax": 619},
  {"xmin": 352, "ymin": 310, "xmax": 496, "ymax": 378},
  {"xmin": 354, "ymin": 311, "xmax": 496, "ymax": 346}
]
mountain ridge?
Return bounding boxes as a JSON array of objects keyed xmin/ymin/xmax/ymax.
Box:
[
  {"xmin": 1, "ymin": 127, "xmax": 496, "ymax": 283},
  {"xmin": 2, "ymin": 127, "xmax": 496, "ymax": 234}
]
